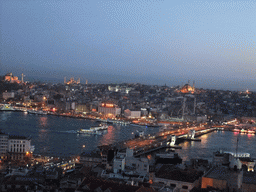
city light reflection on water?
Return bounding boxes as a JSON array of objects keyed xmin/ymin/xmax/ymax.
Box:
[
  {"xmin": 99, "ymin": 126, "xmax": 115, "ymax": 146},
  {"xmin": 1, "ymin": 112, "xmax": 158, "ymax": 157},
  {"xmin": 176, "ymin": 130, "xmax": 256, "ymax": 162},
  {"xmin": 39, "ymin": 116, "xmax": 47, "ymax": 128},
  {"xmin": 1, "ymin": 112, "xmax": 256, "ymax": 159}
]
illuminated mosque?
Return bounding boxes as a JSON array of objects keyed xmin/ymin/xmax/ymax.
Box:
[
  {"xmin": 4, "ymin": 73, "xmax": 23, "ymax": 84},
  {"xmin": 64, "ymin": 77, "xmax": 80, "ymax": 85},
  {"xmin": 177, "ymin": 81, "xmax": 195, "ymax": 94}
]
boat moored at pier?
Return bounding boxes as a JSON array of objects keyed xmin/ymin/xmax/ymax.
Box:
[
  {"xmin": 27, "ymin": 110, "xmax": 47, "ymax": 115},
  {"xmin": 78, "ymin": 124, "xmax": 108, "ymax": 135}
]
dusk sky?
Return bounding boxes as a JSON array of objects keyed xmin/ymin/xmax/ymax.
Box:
[{"xmin": 1, "ymin": 0, "xmax": 256, "ymax": 90}]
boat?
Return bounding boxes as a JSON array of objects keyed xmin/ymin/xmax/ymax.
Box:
[
  {"xmin": 27, "ymin": 110, "xmax": 47, "ymax": 115},
  {"xmin": 78, "ymin": 124, "xmax": 108, "ymax": 135},
  {"xmin": 0, "ymin": 104, "xmax": 15, "ymax": 111},
  {"xmin": 247, "ymin": 130, "xmax": 255, "ymax": 134}
]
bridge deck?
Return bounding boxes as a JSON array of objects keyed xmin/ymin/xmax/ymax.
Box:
[{"xmin": 98, "ymin": 127, "xmax": 217, "ymax": 156}]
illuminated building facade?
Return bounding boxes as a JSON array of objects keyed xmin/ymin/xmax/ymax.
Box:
[
  {"xmin": 176, "ymin": 81, "xmax": 195, "ymax": 94},
  {"xmin": 179, "ymin": 84, "xmax": 195, "ymax": 94},
  {"xmin": 98, "ymin": 103, "xmax": 121, "ymax": 117},
  {"xmin": 64, "ymin": 77, "xmax": 80, "ymax": 85},
  {"xmin": 8, "ymin": 135, "xmax": 33, "ymax": 161},
  {"xmin": 4, "ymin": 73, "xmax": 21, "ymax": 84}
]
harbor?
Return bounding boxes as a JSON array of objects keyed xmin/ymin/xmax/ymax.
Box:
[{"xmin": 1, "ymin": 111, "xmax": 255, "ymax": 161}]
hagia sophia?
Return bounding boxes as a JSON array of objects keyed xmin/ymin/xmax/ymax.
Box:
[
  {"xmin": 3, "ymin": 73, "xmax": 24, "ymax": 84},
  {"xmin": 177, "ymin": 81, "xmax": 195, "ymax": 94}
]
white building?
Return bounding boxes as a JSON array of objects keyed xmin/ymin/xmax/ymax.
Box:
[
  {"xmin": 8, "ymin": 135, "xmax": 33, "ymax": 161},
  {"xmin": 124, "ymin": 109, "xmax": 141, "ymax": 119},
  {"xmin": 113, "ymin": 148, "xmax": 149, "ymax": 175},
  {"xmin": 2, "ymin": 91, "xmax": 15, "ymax": 100}
]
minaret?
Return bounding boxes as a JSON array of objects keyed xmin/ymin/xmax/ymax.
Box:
[
  {"xmin": 193, "ymin": 80, "xmax": 195, "ymax": 92},
  {"xmin": 64, "ymin": 77, "xmax": 66, "ymax": 84},
  {"xmin": 77, "ymin": 78, "xmax": 80, "ymax": 84},
  {"xmin": 21, "ymin": 73, "xmax": 24, "ymax": 84},
  {"xmin": 86, "ymin": 80, "xmax": 88, "ymax": 85}
]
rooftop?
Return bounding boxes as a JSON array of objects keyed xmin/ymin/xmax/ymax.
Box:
[
  {"xmin": 204, "ymin": 166, "xmax": 242, "ymax": 180},
  {"xmin": 243, "ymin": 171, "xmax": 256, "ymax": 185},
  {"xmin": 9, "ymin": 135, "xmax": 31, "ymax": 140},
  {"xmin": 155, "ymin": 165, "xmax": 203, "ymax": 183},
  {"xmin": 80, "ymin": 151, "xmax": 101, "ymax": 158},
  {"xmin": 78, "ymin": 176, "xmax": 141, "ymax": 192}
]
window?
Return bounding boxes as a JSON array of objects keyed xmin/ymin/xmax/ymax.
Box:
[
  {"xmin": 171, "ymin": 184, "xmax": 176, "ymax": 187},
  {"xmin": 182, "ymin": 186, "xmax": 188, "ymax": 189}
]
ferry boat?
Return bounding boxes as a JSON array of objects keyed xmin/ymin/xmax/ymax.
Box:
[
  {"xmin": 0, "ymin": 104, "xmax": 15, "ymax": 111},
  {"xmin": 247, "ymin": 130, "xmax": 255, "ymax": 134},
  {"xmin": 232, "ymin": 128, "xmax": 255, "ymax": 134},
  {"xmin": 78, "ymin": 124, "xmax": 108, "ymax": 135},
  {"xmin": 28, "ymin": 110, "xmax": 47, "ymax": 115}
]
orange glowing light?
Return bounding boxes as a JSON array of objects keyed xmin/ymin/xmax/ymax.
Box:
[{"xmin": 106, "ymin": 104, "xmax": 114, "ymax": 108}]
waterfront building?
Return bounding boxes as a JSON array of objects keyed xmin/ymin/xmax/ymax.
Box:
[
  {"xmin": 75, "ymin": 103, "xmax": 89, "ymax": 113},
  {"xmin": 124, "ymin": 109, "xmax": 141, "ymax": 119},
  {"xmin": 66, "ymin": 101, "xmax": 76, "ymax": 111},
  {"xmin": 0, "ymin": 133, "xmax": 34, "ymax": 161},
  {"xmin": 0, "ymin": 132, "xmax": 8, "ymax": 159},
  {"xmin": 8, "ymin": 135, "xmax": 33, "ymax": 161},
  {"xmin": 98, "ymin": 103, "xmax": 121, "ymax": 117}
]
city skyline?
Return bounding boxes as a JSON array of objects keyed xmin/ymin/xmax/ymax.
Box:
[{"xmin": 1, "ymin": 0, "xmax": 256, "ymax": 91}]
